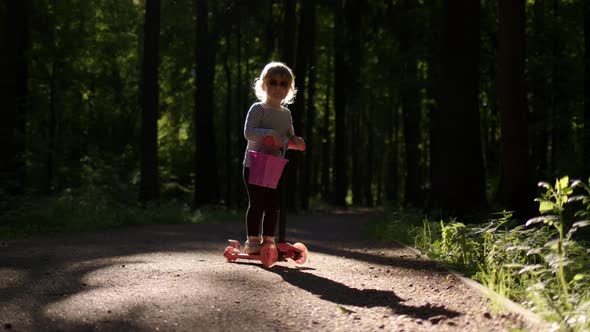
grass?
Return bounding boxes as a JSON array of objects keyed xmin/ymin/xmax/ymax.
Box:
[
  {"xmin": 366, "ymin": 177, "xmax": 590, "ymax": 332},
  {"xmin": 0, "ymin": 188, "xmax": 243, "ymax": 240}
]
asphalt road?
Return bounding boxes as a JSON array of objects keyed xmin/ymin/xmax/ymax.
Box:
[{"xmin": 0, "ymin": 211, "xmax": 539, "ymax": 331}]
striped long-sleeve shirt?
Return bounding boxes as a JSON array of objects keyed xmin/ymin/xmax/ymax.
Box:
[{"xmin": 243, "ymin": 102, "xmax": 295, "ymax": 167}]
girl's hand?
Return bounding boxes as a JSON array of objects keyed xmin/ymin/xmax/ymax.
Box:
[
  {"xmin": 288, "ymin": 136, "xmax": 306, "ymax": 151},
  {"xmin": 263, "ymin": 134, "xmax": 283, "ymax": 147},
  {"xmin": 263, "ymin": 135, "xmax": 275, "ymax": 146}
]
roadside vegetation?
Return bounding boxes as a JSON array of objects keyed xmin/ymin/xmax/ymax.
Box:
[
  {"xmin": 0, "ymin": 160, "xmax": 241, "ymax": 239},
  {"xmin": 368, "ymin": 176, "xmax": 590, "ymax": 331}
]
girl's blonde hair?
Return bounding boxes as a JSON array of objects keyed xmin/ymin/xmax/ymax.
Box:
[{"xmin": 253, "ymin": 61, "xmax": 297, "ymax": 105}]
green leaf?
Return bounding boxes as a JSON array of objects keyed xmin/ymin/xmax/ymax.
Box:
[
  {"xmin": 573, "ymin": 274, "xmax": 585, "ymax": 281},
  {"xmin": 538, "ymin": 201, "xmax": 554, "ymax": 213},
  {"xmin": 558, "ymin": 176, "xmax": 569, "ymax": 190}
]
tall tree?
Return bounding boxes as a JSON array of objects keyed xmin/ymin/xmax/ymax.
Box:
[
  {"xmin": 497, "ymin": 0, "xmax": 533, "ymax": 216},
  {"xmin": 346, "ymin": 0, "xmax": 363, "ymax": 206},
  {"xmin": 193, "ymin": 0, "xmax": 220, "ymax": 206},
  {"xmin": 0, "ymin": 1, "xmax": 29, "ymax": 196},
  {"xmin": 584, "ymin": 0, "xmax": 590, "ymax": 177},
  {"xmin": 297, "ymin": 0, "xmax": 316, "ymax": 211},
  {"xmin": 140, "ymin": 0, "xmax": 161, "ymax": 201},
  {"xmin": 222, "ymin": 1, "xmax": 234, "ymax": 207},
  {"xmin": 424, "ymin": 0, "xmax": 443, "ymax": 207},
  {"xmin": 321, "ymin": 51, "xmax": 333, "ymax": 201},
  {"xmin": 530, "ymin": 0, "xmax": 549, "ymax": 179},
  {"xmin": 332, "ymin": 0, "xmax": 349, "ymax": 206},
  {"xmin": 280, "ymin": 0, "xmax": 297, "ymax": 214},
  {"xmin": 398, "ymin": 0, "xmax": 423, "ymax": 208},
  {"xmin": 280, "ymin": 0, "xmax": 296, "ymax": 68},
  {"xmin": 262, "ymin": 0, "xmax": 275, "ymax": 61},
  {"xmin": 430, "ymin": 1, "xmax": 487, "ymax": 215}
]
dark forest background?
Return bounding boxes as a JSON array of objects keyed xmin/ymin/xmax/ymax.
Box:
[{"xmin": 0, "ymin": 0, "xmax": 587, "ymax": 220}]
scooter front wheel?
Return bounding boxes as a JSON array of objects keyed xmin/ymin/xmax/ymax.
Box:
[
  {"xmin": 223, "ymin": 246, "xmax": 239, "ymax": 262},
  {"xmin": 260, "ymin": 243, "xmax": 278, "ymax": 268}
]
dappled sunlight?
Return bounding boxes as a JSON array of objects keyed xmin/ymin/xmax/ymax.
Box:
[
  {"xmin": 41, "ymin": 259, "xmax": 285, "ymax": 329},
  {"xmin": 0, "ymin": 245, "xmax": 229, "ymax": 329},
  {"xmin": 0, "ymin": 213, "xmax": 536, "ymax": 331},
  {"xmin": 44, "ymin": 281, "xmax": 214, "ymax": 323}
]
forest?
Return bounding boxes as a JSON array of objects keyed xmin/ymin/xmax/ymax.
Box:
[
  {"xmin": 1, "ymin": 0, "xmax": 589, "ymax": 329},
  {"xmin": 1, "ymin": 0, "xmax": 587, "ymax": 217}
]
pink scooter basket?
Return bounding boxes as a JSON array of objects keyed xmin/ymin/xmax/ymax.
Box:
[{"xmin": 248, "ymin": 150, "xmax": 288, "ymax": 189}]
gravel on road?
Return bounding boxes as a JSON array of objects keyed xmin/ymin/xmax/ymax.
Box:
[{"xmin": 0, "ymin": 211, "xmax": 544, "ymax": 331}]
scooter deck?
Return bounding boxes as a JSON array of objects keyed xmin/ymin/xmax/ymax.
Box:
[{"xmin": 223, "ymin": 239, "xmax": 307, "ymax": 267}]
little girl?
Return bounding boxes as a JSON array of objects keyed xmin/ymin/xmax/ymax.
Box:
[{"xmin": 242, "ymin": 62, "xmax": 306, "ymax": 254}]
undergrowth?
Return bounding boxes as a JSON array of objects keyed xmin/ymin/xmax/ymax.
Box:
[
  {"xmin": 0, "ymin": 190, "xmax": 242, "ymax": 239},
  {"xmin": 371, "ymin": 176, "xmax": 590, "ymax": 331},
  {"xmin": 0, "ymin": 158, "xmax": 241, "ymax": 239}
]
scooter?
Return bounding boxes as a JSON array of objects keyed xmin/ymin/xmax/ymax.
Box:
[
  {"xmin": 223, "ymin": 239, "xmax": 308, "ymax": 268},
  {"xmin": 223, "ymin": 138, "xmax": 309, "ymax": 268}
]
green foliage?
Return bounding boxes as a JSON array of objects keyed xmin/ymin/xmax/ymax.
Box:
[
  {"xmin": 0, "ymin": 157, "xmax": 240, "ymax": 239},
  {"xmin": 16, "ymin": 0, "xmax": 586, "ymax": 208},
  {"xmin": 0, "ymin": 191, "xmax": 188, "ymax": 239},
  {"xmin": 371, "ymin": 176, "xmax": 590, "ymax": 331},
  {"xmin": 365, "ymin": 208, "xmax": 424, "ymax": 244},
  {"xmin": 520, "ymin": 177, "xmax": 590, "ymax": 330}
]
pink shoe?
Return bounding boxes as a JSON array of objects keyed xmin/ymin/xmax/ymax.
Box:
[
  {"xmin": 262, "ymin": 236, "xmax": 275, "ymax": 245},
  {"xmin": 244, "ymin": 236, "xmax": 262, "ymax": 254}
]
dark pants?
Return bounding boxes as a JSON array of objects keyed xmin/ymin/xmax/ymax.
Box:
[{"xmin": 243, "ymin": 167, "xmax": 283, "ymax": 237}]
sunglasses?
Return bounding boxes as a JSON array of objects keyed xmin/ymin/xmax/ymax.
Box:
[{"xmin": 267, "ymin": 79, "xmax": 290, "ymax": 88}]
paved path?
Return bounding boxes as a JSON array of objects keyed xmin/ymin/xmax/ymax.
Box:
[{"xmin": 0, "ymin": 211, "xmax": 538, "ymax": 331}]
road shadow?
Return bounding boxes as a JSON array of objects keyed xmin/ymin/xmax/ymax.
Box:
[
  {"xmin": 268, "ymin": 265, "xmax": 461, "ymax": 320},
  {"xmin": 0, "ymin": 212, "xmax": 449, "ymax": 330},
  {"xmin": 304, "ymin": 244, "xmax": 445, "ymax": 273}
]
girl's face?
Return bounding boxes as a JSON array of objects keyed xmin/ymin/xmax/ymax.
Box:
[{"xmin": 264, "ymin": 75, "xmax": 291, "ymax": 103}]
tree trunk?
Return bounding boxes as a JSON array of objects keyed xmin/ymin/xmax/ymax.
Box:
[
  {"xmin": 193, "ymin": 0, "xmax": 220, "ymax": 207},
  {"xmin": 321, "ymin": 60, "xmax": 332, "ymax": 201},
  {"xmin": 431, "ymin": 1, "xmax": 487, "ymax": 216},
  {"xmin": 332, "ymin": 0, "xmax": 349, "ymax": 206},
  {"xmin": 384, "ymin": 90, "xmax": 400, "ymax": 204},
  {"xmin": 301, "ymin": 1, "xmax": 317, "ymax": 210},
  {"xmin": 262, "ymin": 0, "xmax": 275, "ymax": 61},
  {"xmin": 292, "ymin": 0, "xmax": 316, "ymax": 211},
  {"xmin": 425, "ymin": 0, "xmax": 442, "ymax": 210},
  {"xmin": 497, "ymin": 0, "xmax": 534, "ymax": 217},
  {"xmin": 223, "ymin": 11, "xmax": 233, "ymax": 208},
  {"xmin": 140, "ymin": 0, "xmax": 161, "ymax": 202},
  {"xmin": 346, "ymin": 0, "xmax": 363, "ymax": 206},
  {"xmin": 531, "ymin": 0, "xmax": 549, "ymax": 179},
  {"xmin": 399, "ymin": 0, "xmax": 423, "ymax": 208},
  {"xmin": 0, "ymin": 1, "xmax": 29, "ymax": 196},
  {"xmin": 280, "ymin": 0, "xmax": 296, "ymax": 68},
  {"xmin": 364, "ymin": 109, "xmax": 374, "ymax": 206},
  {"xmin": 47, "ymin": 60, "xmax": 57, "ymax": 193},
  {"xmin": 584, "ymin": 0, "xmax": 590, "ymax": 177}
]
